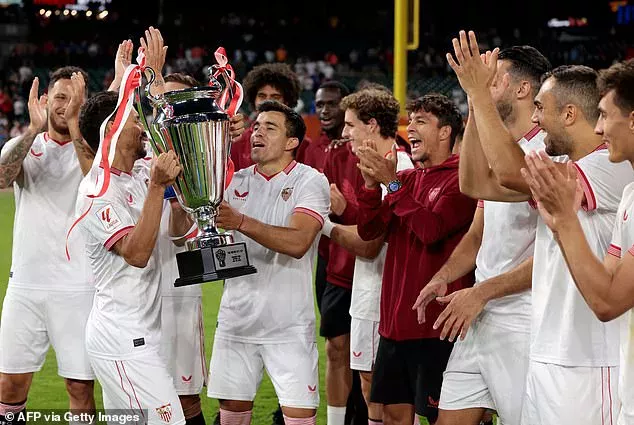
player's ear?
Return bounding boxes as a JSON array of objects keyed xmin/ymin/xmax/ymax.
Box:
[{"xmin": 286, "ymin": 137, "xmax": 299, "ymax": 152}]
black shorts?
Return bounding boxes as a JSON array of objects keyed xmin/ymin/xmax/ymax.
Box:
[
  {"xmin": 315, "ymin": 254, "xmax": 328, "ymax": 314},
  {"xmin": 370, "ymin": 336, "xmax": 454, "ymax": 422},
  {"xmin": 319, "ymin": 282, "xmax": 352, "ymax": 338}
]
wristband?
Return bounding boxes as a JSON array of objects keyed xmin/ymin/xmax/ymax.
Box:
[
  {"xmin": 237, "ymin": 213, "xmax": 245, "ymax": 231},
  {"xmin": 164, "ymin": 185, "xmax": 177, "ymax": 200},
  {"xmin": 322, "ymin": 219, "xmax": 335, "ymax": 238}
]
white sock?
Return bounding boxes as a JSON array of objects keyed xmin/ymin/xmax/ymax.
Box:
[{"xmin": 326, "ymin": 406, "xmax": 346, "ymax": 425}]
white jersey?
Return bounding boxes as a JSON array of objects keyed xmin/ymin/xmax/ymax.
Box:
[
  {"xmin": 531, "ymin": 146, "xmax": 634, "ymax": 367},
  {"xmin": 349, "ymin": 150, "xmax": 414, "ymax": 321},
  {"xmin": 475, "ymin": 127, "xmax": 545, "ymax": 331},
  {"xmin": 3, "ymin": 132, "xmax": 92, "ymax": 291},
  {"xmin": 607, "ymin": 182, "xmax": 634, "ymax": 424},
  {"xmin": 77, "ymin": 167, "xmax": 162, "ymax": 359},
  {"xmin": 216, "ymin": 160, "xmax": 330, "ymax": 343}
]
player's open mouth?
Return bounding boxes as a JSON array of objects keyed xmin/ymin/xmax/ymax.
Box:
[
  {"xmin": 320, "ymin": 118, "xmax": 333, "ymax": 126},
  {"xmin": 410, "ymin": 139, "xmax": 421, "ymax": 149},
  {"xmin": 252, "ymin": 141, "xmax": 265, "ymax": 149}
]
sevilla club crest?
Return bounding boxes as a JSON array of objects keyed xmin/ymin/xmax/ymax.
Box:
[
  {"xmin": 156, "ymin": 403, "xmax": 173, "ymax": 423},
  {"xmin": 281, "ymin": 187, "xmax": 293, "ymax": 201}
]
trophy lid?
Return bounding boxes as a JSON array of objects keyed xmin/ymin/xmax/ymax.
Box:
[{"xmin": 163, "ymin": 86, "xmax": 222, "ymax": 104}]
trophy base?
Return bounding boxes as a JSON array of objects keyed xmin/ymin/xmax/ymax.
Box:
[{"xmin": 174, "ymin": 241, "xmax": 257, "ymax": 287}]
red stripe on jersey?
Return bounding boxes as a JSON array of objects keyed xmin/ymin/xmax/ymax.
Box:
[
  {"xmin": 593, "ymin": 143, "xmax": 608, "ymax": 153},
  {"xmin": 608, "ymin": 244, "xmax": 622, "ymax": 258},
  {"xmin": 283, "ymin": 160, "xmax": 298, "ymax": 174},
  {"xmin": 294, "ymin": 207, "xmax": 324, "ymax": 227},
  {"xmin": 528, "ymin": 199, "xmax": 538, "ymax": 210},
  {"xmin": 627, "ymin": 245, "xmax": 634, "ymax": 257},
  {"xmin": 44, "ymin": 132, "xmax": 72, "ymax": 146},
  {"xmin": 524, "ymin": 125, "xmax": 541, "ymax": 142},
  {"xmin": 573, "ymin": 163, "xmax": 596, "ymax": 211},
  {"xmin": 477, "ymin": 200, "xmax": 484, "ymax": 208},
  {"xmin": 608, "ymin": 367, "xmax": 614, "ymax": 425},
  {"xmin": 105, "ymin": 226, "xmax": 134, "ymax": 250}
]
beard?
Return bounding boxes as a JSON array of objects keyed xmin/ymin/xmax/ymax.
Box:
[
  {"xmin": 544, "ymin": 133, "xmax": 571, "ymax": 156},
  {"xmin": 48, "ymin": 116, "xmax": 69, "ymax": 136},
  {"xmin": 496, "ymin": 99, "xmax": 513, "ymax": 123}
]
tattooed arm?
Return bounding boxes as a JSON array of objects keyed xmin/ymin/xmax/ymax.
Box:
[{"xmin": 0, "ymin": 78, "xmax": 47, "ymax": 188}]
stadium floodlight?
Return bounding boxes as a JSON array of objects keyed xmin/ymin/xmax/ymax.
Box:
[
  {"xmin": 63, "ymin": 9, "xmax": 69, "ymax": 16},
  {"xmin": 97, "ymin": 10, "xmax": 108, "ymax": 19},
  {"xmin": 44, "ymin": 10, "xmax": 51, "ymax": 17},
  {"xmin": 71, "ymin": 10, "xmax": 77, "ymax": 16},
  {"xmin": 86, "ymin": 10, "xmax": 92, "ymax": 17},
  {"xmin": 39, "ymin": 9, "xmax": 45, "ymax": 15}
]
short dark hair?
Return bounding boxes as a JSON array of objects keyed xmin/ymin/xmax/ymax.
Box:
[
  {"xmin": 598, "ymin": 59, "xmax": 634, "ymax": 116},
  {"xmin": 541, "ymin": 65, "xmax": 600, "ymax": 124},
  {"xmin": 498, "ymin": 46, "xmax": 552, "ymax": 96},
  {"xmin": 49, "ymin": 66, "xmax": 89, "ymax": 89},
  {"xmin": 257, "ymin": 100, "xmax": 306, "ymax": 150},
  {"xmin": 318, "ymin": 81, "xmax": 350, "ymax": 98},
  {"xmin": 79, "ymin": 91, "xmax": 118, "ymax": 152},
  {"xmin": 407, "ymin": 93, "xmax": 463, "ymax": 150},
  {"xmin": 340, "ymin": 89, "xmax": 400, "ymax": 139},
  {"xmin": 164, "ymin": 73, "xmax": 201, "ymax": 88},
  {"xmin": 243, "ymin": 63, "xmax": 301, "ymax": 108}
]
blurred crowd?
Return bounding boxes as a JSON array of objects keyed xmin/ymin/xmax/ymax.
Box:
[{"xmin": 0, "ymin": 5, "xmax": 633, "ymax": 149}]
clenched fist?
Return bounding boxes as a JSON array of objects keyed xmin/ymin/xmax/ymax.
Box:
[{"xmin": 150, "ymin": 151, "xmax": 181, "ymax": 187}]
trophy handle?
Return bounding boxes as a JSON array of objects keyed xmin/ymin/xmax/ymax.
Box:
[
  {"xmin": 144, "ymin": 67, "xmax": 173, "ymax": 118},
  {"xmin": 134, "ymin": 66, "xmax": 171, "ymax": 156}
]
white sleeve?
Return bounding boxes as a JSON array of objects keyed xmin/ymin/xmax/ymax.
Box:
[
  {"xmin": 608, "ymin": 213, "xmax": 623, "ymax": 259},
  {"xmin": 293, "ymin": 173, "xmax": 330, "ymax": 228},
  {"xmin": 574, "ymin": 150, "xmax": 634, "ymax": 213},
  {"xmin": 82, "ymin": 197, "xmax": 136, "ymax": 250}
]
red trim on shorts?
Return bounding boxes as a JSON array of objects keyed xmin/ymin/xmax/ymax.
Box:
[
  {"xmin": 121, "ymin": 361, "xmax": 145, "ymax": 418},
  {"xmin": 573, "ymin": 163, "xmax": 596, "ymax": 211},
  {"xmin": 105, "ymin": 226, "xmax": 134, "ymax": 250},
  {"xmin": 294, "ymin": 207, "xmax": 324, "ymax": 227},
  {"xmin": 198, "ymin": 303, "xmax": 207, "ymax": 385},
  {"xmin": 608, "ymin": 244, "xmax": 622, "ymax": 258},
  {"xmin": 608, "ymin": 367, "xmax": 614, "ymax": 425},
  {"xmin": 477, "ymin": 200, "xmax": 484, "ymax": 209},
  {"xmin": 115, "ymin": 361, "xmax": 135, "ymax": 415}
]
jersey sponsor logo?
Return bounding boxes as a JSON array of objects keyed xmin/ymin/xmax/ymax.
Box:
[
  {"xmin": 181, "ymin": 375, "xmax": 192, "ymax": 383},
  {"xmin": 625, "ymin": 210, "xmax": 629, "ymax": 221},
  {"xmin": 133, "ymin": 337, "xmax": 145, "ymax": 347},
  {"xmin": 156, "ymin": 403, "xmax": 173, "ymax": 423},
  {"xmin": 29, "ymin": 147, "xmax": 43, "ymax": 158},
  {"xmin": 352, "ymin": 351, "xmax": 362, "ymax": 358},
  {"xmin": 281, "ymin": 187, "xmax": 294, "ymax": 201},
  {"xmin": 428, "ymin": 187, "xmax": 441, "ymax": 204},
  {"xmin": 234, "ymin": 189, "xmax": 249, "ymax": 199},
  {"xmin": 307, "ymin": 385, "xmax": 317, "ymax": 392},
  {"xmin": 96, "ymin": 204, "xmax": 122, "ymax": 232}
]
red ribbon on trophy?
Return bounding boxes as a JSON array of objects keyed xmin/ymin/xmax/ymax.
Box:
[{"xmin": 210, "ymin": 47, "xmax": 244, "ymax": 188}]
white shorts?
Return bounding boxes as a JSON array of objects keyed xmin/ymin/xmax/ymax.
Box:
[
  {"xmin": 0, "ymin": 286, "xmax": 95, "ymax": 379},
  {"xmin": 160, "ymin": 296, "xmax": 206, "ymax": 395},
  {"xmin": 207, "ymin": 336, "xmax": 319, "ymax": 409},
  {"xmin": 350, "ymin": 317, "xmax": 379, "ymax": 372},
  {"xmin": 439, "ymin": 315, "xmax": 530, "ymax": 425},
  {"xmin": 90, "ymin": 351, "xmax": 185, "ymax": 425},
  {"xmin": 520, "ymin": 361, "xmax": 619, "ymax": 425}
]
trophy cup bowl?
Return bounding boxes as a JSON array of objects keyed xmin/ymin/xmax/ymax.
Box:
[{"xmin": 135, "ymin": 67, "xmax": 257, "ymax": 286}]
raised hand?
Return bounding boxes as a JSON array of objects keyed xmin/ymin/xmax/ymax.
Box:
[
  {"xmin": 140, "ymin": 26, "xmax": 168, "ymax": 77},
  {"xmin": 27, "ymin": 77, "xmax": 48, "ymax": 134},
  {"xmin": 356, "ymin": 141, "xmax": 397, "ymax": 188},
  {"xmin": 109, "ymin": 39, "xmax": 133, "ymax": 91},
  {"xmin": 520, "ymin": 151, "xmax": 583, "ymax": 232},
  {"xmin": 64, "ymin": 72, "xmax": 86, "ymax": 124},
  {"xmin": 446, "ymin": 30, "xmax": 499, "ymax": 97},
  {"xmin": 151, "ymin": 151, "xmax": 181, "ymax": 187}
]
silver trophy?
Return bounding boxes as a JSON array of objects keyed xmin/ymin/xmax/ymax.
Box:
[{"xmin": 135, "ymin": 67, "xmax": 256, "ymax": 286}]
